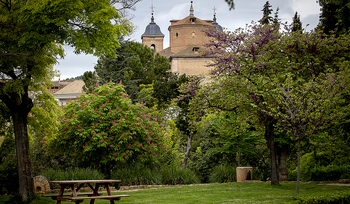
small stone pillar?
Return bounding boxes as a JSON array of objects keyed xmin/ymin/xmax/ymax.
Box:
[{"xmin": 236, "ymin": 167, "xmax": 253, "ymax": 182}]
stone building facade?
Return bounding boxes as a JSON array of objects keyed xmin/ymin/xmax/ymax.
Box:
[{"xmin": 141, "ymin": 1, "xmax": 223, "ymax": 76}]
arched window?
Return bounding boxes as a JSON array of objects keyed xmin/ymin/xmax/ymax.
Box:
[
  {"xmin": 176, "ymin": 33, "xmax": 179, "ymax": 38},
  {"xmin": 151, "ymin": 44, "xmax": 155, "ymax": 50}
]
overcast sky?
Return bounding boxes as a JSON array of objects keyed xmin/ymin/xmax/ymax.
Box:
[{"xmin": 54, "ymin": 0, "xmax": 321, "ymax": 80}]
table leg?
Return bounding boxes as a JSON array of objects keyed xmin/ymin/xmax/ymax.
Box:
[
  {"xmin": 105, "ymin": 184, "xmax": 115, "ymax": 204},
  {"xmin": 56, "ymin": 184, "xmax": 65, "ymax": 204},
  {"xmin": 89, "ymin": 183, "xmax": 100, "ymax": 204}
]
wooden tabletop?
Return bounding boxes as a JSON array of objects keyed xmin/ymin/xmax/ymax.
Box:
[{"xmin": 49, "ymin": 180, "xmax": 121, "ymax": 184}]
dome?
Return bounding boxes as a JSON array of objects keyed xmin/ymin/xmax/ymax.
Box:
[
  {"xmin": 142, "ymin": 15, "xmax": 164, "ymax": 36},
  {"xmin": 212, "ymin": 14, "xmax": 223, "ymax": 32}
]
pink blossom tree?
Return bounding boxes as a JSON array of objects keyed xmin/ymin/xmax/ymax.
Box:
[{"xmin": 42, "ymin": 82, "xmax": 167, "ymax": 175}]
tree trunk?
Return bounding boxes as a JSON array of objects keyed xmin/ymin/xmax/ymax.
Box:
[
  {"xmin": 182, "ymin": 134, "xmax": 193, "ymax": 169},
  {"xmin": 13, "ymin": 109, "xmax": 35, "ymax": 201},
  {"xmin": 2, "ymin": 92, "xmax": 35, "ymax": 201},
  {"xmin": 264, "ymin": 120, "xmax": 279, "ymax": 185},
  {"xmin": 278, "ymin": 146, "xmax": 289, "ymax": 181},
  {"xmin": 237, "ymin": 152, "xmax": 240, "ymax": 167},
  {"xmin": 296, "ymin": 139, "xmax": 301, "ymax": 196}
]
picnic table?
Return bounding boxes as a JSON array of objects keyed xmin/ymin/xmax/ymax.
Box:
[{"xmin": 43, "ymin": 180, "xmax": 130, "ymax": 204}]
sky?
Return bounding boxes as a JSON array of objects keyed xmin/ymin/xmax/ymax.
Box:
[{"xmin": 54, "ymin": 0, "xmax": 321, "ymax": 80}]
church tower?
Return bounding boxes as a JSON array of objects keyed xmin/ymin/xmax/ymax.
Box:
[
  {"xmin": 143, "ymin": 1, "xmax": 224, "ymax": 76},
  {"xmin": 141, "ymin": 12, "xmax": 164, "ymax": 52}
]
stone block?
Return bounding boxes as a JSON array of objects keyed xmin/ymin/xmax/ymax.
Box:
[{"xmin": 236, "ymin": 167, "xmax": 253, "ymax": 182}]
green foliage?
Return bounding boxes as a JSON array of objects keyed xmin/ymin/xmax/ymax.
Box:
[
  {"xmin": 111, "ymin": 164, "xmax": 199, "ymax": 186},
  {"xmin": 208, "ymin": 164, "xmax": 236, "ymax": 183},
  {"xmin": 159, "ymin": 165, "xmax": 200, "ymax": 185},
  {"xmin": 259, "ymin": 1, "xmax": 273, "ymax": 25},
  {"xmin": 43, "ymin": 82, "xmax": 168, "ymax": 166},
  {"xmin": 82, "ymin": 71, "xmax": 98, "ymax": 93},
  {"xmin": 42, "ymin": 167, "xmax": 104, "ymax": 181},
  {"xmin": 0, "ymin": 135, "xmax": 18, "ymax": 195},
  {"xmin": 205, "ymin": 22, "xmax": 350, "ymax": 193},
  {"xmin": 94, "ymin": 40, "xmax": 179, "ymax": 106},
  {"xmin": 2, "ymin": 193, "xmax": 52, "ymax": 204},
  {"xmin": 112, "ymin": 163, "xmax": 158, "ymax": 186},
  {"xmin": 290, "ymin": 153, "xmax": 317, "ymax": 181},
  {"xmin": 187, "ymin": 112, "xmax": 268, "ymax": 182},
  {"xmin": 297, "ymin": 192, "xmax": 350, "ymax": 204},
  {"xmin": 310, "ymin": 165, "xmax": 350, "ymax": 181},
  {"xmin": 0, "ymin": 0, "xmax": 132, "ymax": 200},
  {"xmin": 318, "ymin": 0, "xmax": 350, "ymax": 33},
  {"xmin": 292, "ymin": 12, "xmax": 302, "ymax": 32}
]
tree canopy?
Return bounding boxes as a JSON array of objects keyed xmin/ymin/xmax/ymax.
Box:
[
  {"xmin": 0, "ymin": 0, "xmax": 131, "ymax": 200},
  {"xmin": 259, "ymin": 1, "xmax": 273, "ymax": 25},
  {"xmin": 203, "ymin": 22, "xmax": 350, "ymax": 194},
  {"xmin": 86, "ymin": 40, "xmax": 187, "ymax": 109},
  {"xmin": 43, "ymin": 82, "xmax": 167, "ymax": 167}
]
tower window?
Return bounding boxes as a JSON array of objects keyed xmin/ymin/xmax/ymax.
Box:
[
  {"xmin": 176, "ymin": 33, "xmax": 179, "ymax": 38},
  {"xmin": 151, "ymin": 44, "xmax": 155, "ymax": 50},
  {"xmin": 190, "ymin": 18, "xmax": 196, "ymax": 23}
]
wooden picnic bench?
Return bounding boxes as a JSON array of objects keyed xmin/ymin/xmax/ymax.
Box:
[{"xmin": 43, "ymin": 180, "xmax": 130, "ymax": 204}]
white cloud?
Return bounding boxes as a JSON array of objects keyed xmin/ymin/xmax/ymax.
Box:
[{"xmin": 292, "ymin": 0, "xmax": 320, "ymax": 18}]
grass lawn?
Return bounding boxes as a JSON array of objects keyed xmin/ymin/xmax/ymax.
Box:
[{"xmin": 0, "ymin": 182, "xmax": 349, "ymax": 204}]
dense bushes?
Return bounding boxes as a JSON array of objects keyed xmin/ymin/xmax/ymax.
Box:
[
  {"xmin": 208, "ymin": 164, "xmax": 236, "ymax": 183},
  {"xmin": 42, "ymin": 168, "xmax": 104, "ymax": 181},
  {"xmin": 0, "ymin": 135, "xmax": 18, "ymax": 195},
  {"xmin": 297, "ymin": 193, "xmax": 350, "ymax": 204},
  {"xmin": 310, "ymin": 165, "xmax": 350, "ymax": 181},
  {"xmin": 111, "ymin": 164, "xmax": 200, "ymax": 186}
]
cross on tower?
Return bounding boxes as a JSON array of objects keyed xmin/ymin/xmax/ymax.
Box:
[
  {"xmin": 150, "ymin": 2, "xmax": 155, "ymax": 13},
  {"xmin": 213, "ymin": 6, "xmax": 217, "ymax": 15}
]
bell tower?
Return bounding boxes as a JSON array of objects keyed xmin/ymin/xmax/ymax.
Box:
[{"xmin": 141, "ymin": 7, "xmax": 164, "ymax": 52}]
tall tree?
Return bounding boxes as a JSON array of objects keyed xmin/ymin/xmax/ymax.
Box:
[
  {"xmin": 259, "ymin": 1, "xmax": 273, "ymax": 25},
  {"xmin": 0, "ymin": 0, "xmax": 131, "ymax": 201},
  {"xmin": 292, "ymin": 12, "xmax": 302, "ymax": 32},
  {"xmin": 273, "ymin": 7, "xmax": 280, "ymax": 25},
  {"xmin": 318, "ymin": 0, "xmax": 350, "ymax": 33},
  {"xmin": 43, "ymin": 82, "xmax": 167, "ymax": 176},
  {"xmin": 93, "ymin": 40, "xmax": 182, "ymax": 107},
  {"xmin": 204, "ymin": 23, "xmax": 350, "ymax": 194}
]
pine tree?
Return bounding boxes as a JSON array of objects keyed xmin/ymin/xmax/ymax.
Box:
[
  {"xmin": 318, "ymin": 0, "xmax": 350, "ymax": 34},
  {"xmin": 259, "ymin": 1, "xmax": 273, "ymax": 25},
  {"xmin": 292, "ymin": 12, "xmax": 302, "ymax": 32},
  {"xmin": 273, "ymin": 7, "xmax": 280, "ymax": 25}
]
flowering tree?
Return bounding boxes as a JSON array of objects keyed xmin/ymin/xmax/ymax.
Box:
[
  {"xmin": 43, "ymin": 82, "xmax": 167, "ymax": 173},
  {"xmin": 204, "ymin": 23, "xmax": 350, "ymax": 195}
]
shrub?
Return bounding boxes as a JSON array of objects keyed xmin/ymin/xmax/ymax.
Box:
[
  {"xmin": 297, "ymin": 192, "xmax": 350, "ymax": 204},
  {"xmin": 310, "ymin": 165, "xmax": 350, "ymax": 181},
  {"xmin": 159, "ymin": 165, "xmax": 200, "ymax": 185},
  {"xmin": 111, "ymin": 164, "xmax": 199, "ymax": 186},
  {"xmin": 111, "ymin": 164, "xmax": 159, "ymax": 186},
  {"xmin": 0, "ymin": 135, "xmax": 18, "ymax": 195},
  {"xmin": 42, "ymin": 167, "xmax": 104, "ymax": 181},
  {"xmin": 208, "ymin": 164, "xmax": 236, "ymax": 183}
]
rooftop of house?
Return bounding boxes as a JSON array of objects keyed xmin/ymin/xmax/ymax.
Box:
[{"xmin": 54, "ymin": 80, "xmax": 85, "ymax": 95}]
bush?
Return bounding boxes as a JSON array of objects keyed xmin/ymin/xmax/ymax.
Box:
[
  {"xmin": 297, "ymin": 192, "xmax": 350, "ymax": 204},
  {"xmin": 208, "ymin": 164, "xmax": 236, "ymax": 183},
  {"xmin": 0, "ymin": 135, "xmax": 18, "ymax": 195},
  {"xmin": 42, "ymin": 167, "xmax": 104, "ymax": 181},
  {"xmin": 111, "ymin": 164, "xmax": 159, "ymax": 186},
  {"xmin": 310, "ymin": 165, "xmax": 350, "ymax": 181},
  {"xmin": 111, "ymin": 164, "xmax": 199, "ymax": 186},
  {"xmin": 159, "ymin": 165, "xmax": 200, "ymax": 185}
]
